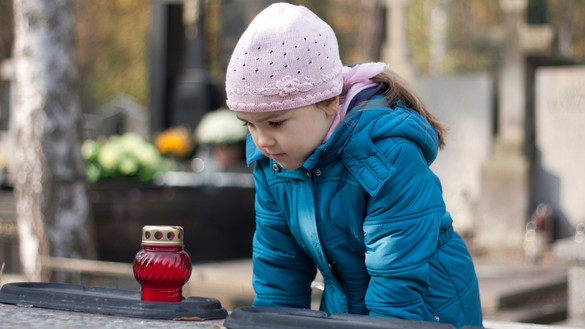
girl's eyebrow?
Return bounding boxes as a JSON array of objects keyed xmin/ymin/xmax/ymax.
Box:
[{"xmin": 237, "ymin": 111, "xmax": 288, "ymax": 123}]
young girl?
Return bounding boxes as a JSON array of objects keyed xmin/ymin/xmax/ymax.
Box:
[{"xmin": 225, "ymin": 3, "xmax": 483, "ymax": 328}]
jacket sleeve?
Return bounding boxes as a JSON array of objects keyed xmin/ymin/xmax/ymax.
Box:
[
  {"xmin": 251, "ymin": 160, "xmax": 317, "ymax": 309},
  {"xmin": 362, "ymin": 138, "xmax": 442, "ymax": 320}
]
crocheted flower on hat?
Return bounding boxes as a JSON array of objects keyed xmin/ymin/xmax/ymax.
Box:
[{"xmin": 260, "ymin": 75, "xmax": 314, "ymax": 97}]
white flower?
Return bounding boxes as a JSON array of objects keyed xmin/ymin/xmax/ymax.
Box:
[
  {"xmin": 135, "ymin": 143, "xmax": 161, "ymax": 167},
  {"xmin": 81, "ymin": 139, "xmax": 99, "ymax": 160},
  {"xmin": 82, "ymin": 132, "xmax": 168, "ymax": 182},
  {"xmin": 119, "ymin": 133, "xmax": 144, "ymax": 153},
  {"xmin": 195, "ymin": 108, "xmax": 248, "ymax": 145},
  {"xmin": 118, "ymin": 155, "xmax": 139, "ymax": 176},
  {"xmin": 97, "ymin": 141, "xmax": 122, "ymax": 171}
]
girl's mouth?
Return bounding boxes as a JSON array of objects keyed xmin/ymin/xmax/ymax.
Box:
[{"xmin": 269, "ymin": 153, "xmax": 285, "ymax": 160}]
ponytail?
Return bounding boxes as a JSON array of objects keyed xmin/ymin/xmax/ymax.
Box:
[{"xmin": 371, "ymin": 70, "xmax": 447, "ymax": 149}]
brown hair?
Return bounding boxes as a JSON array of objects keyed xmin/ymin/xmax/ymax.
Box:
[{"xmin": 371, "ymin": 70, "xmax": 447, "ymax": 149}]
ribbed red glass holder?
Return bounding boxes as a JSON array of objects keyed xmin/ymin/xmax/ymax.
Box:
[{"xmin": 133, "ymin": 226, "xmax": 192, "ymax": 302}]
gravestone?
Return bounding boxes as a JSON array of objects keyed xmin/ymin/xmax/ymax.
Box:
[
  {"xmin": 83, "ymin": 94, "xmax": 149, "ymax": 140},
  {"xmin": 414, "ymin": 73, "xmax": 493, "ymax": 234},
  {"xmin": 534, "ymin": 66, "xmax": 585, "ymax": 235},
  {"xmin": 473, "ymin": 0, "xmax": 553, "ymax": 254}
]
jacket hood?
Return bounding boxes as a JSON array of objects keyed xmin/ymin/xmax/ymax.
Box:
[{"xmin": 341, "ymin": 96, "xmax": 440, "ymax": 165}]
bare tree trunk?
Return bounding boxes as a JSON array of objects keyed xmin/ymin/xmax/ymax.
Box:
[{"xmin": 10, "ymin": 0, "xmax": 96, "ymax": 281}]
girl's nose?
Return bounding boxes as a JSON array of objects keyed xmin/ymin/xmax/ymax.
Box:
[{"xmin": 255, "ymin": 130, "xmax": 275, "ymax": 148}]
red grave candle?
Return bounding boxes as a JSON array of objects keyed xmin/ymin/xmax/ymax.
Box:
[{"xmin": 133, "ymin": 225, "xmax": 192, "ymax": 302}]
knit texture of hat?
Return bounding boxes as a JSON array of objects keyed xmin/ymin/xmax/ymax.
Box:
[{"xmin": 225, "ymin": 3, "xmax": 343, "ymax": 112}]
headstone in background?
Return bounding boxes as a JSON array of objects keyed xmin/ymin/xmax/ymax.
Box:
[
  {"xmin": 535, "ymin": 66, "xmax": 585, "ymax": 236},
  {"xmin": 413, "ymin": 73, "xmax": 493, "ymax": 234},
  {"xmin": 470, "ymin": 0, "xmax": 551, "ymax": 254},
  {"xmin": 150, "ymin": 1, "xmax": 220, "ymax": 135},
  {"xmin": 83, "ymin": 94, "xmax": 149, "ymax": 140}
]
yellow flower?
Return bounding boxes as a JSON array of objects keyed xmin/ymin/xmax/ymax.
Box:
[{"xmin": 155, "ymin": 126, "xmax": 193, "ymax": 158}]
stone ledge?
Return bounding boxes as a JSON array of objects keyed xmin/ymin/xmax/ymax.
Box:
[{"xmin": 554, "ymin": 238, "xmax": 585, "ymax": 263}]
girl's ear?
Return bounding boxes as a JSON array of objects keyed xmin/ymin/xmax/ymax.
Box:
[{"xmin": 322, "ymin": 96, "xmax": 340, "ymax": 116}]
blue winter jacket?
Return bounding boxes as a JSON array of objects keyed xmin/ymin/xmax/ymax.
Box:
[{"xmin": 246, "ymin": 94, "xmax": 483, "ymax": 328}]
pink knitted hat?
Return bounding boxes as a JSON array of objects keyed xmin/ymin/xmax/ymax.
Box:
[{"xmin": 225, "ymin": 3, "xmax": 343, "ymax": 112}]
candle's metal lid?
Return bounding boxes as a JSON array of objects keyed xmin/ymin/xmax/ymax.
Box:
[{"xmin": 141, "ymin": 225, "xmax": 184, "ymax": 246}]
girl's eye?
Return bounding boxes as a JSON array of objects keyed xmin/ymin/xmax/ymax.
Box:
[{"xmin": 269, "ymin": 120, "xmax": 284, "ymax": 127}]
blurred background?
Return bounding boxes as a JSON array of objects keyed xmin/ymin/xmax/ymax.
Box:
[
  {"xmin": 1, "ymin": 0, "xmax": 583, "ymax": 136},
  {"xmin": 1, "ymin": 0, "xmax": 585, "ymax": 326}
]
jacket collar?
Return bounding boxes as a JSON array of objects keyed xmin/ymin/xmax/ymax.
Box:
[{"xmin": 245, "ymin": 134, "xmax": 263, "ymax": 166}]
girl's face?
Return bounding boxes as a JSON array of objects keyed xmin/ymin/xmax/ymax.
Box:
[{"xmin": 236, "ymin": 99, "xmax": 338, "ymax": 170}]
